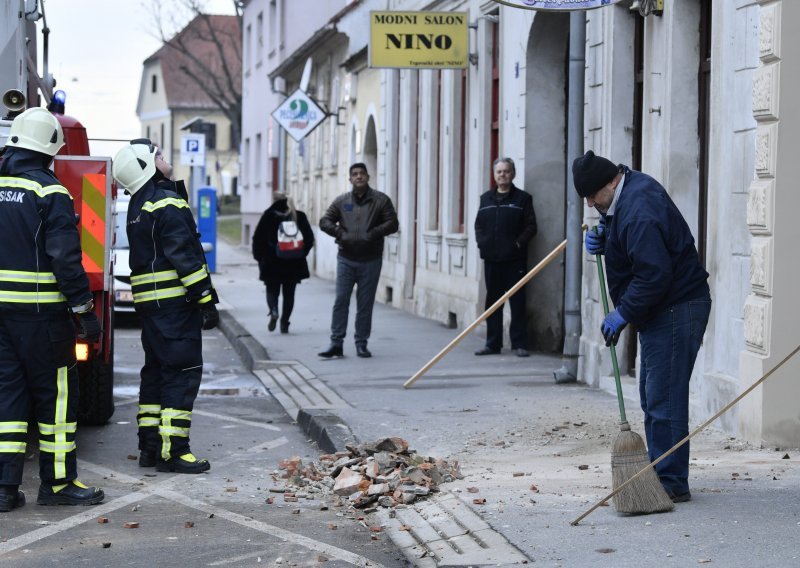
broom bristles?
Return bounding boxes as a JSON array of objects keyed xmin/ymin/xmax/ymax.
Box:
[{"xmin": 611, "ymin": 423, "xmax": 674, "ymax": 514}]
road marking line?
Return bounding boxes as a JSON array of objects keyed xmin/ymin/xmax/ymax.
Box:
[
  {"xmin": 158, "ymin": 488, "xmax": 387, "ymax": 568},
  {"xmin": 207, "ymin": 548, "xmax": 276, "ymax": 566},
  {"xmin": 190, "ymin": 409, "xmax": 282, "ymax": 431},
  {"xmin": 2, "ymin": 435, "xmax": 384, "ymax": 568}
]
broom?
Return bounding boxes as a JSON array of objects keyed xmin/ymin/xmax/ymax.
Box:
[{"xmin": 595, "ymin": 248, "xmax": 674, "ymax": 514}]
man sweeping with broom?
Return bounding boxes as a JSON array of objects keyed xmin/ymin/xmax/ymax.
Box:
[{"xmin": 572, "ymin": 151, "xmax": 712, "ymax": 505}]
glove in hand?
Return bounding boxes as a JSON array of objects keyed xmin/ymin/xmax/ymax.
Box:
[
  {"xmin": 585, "ymin": 217, "xmax": 606, "ymax": 256},
  {"xmin": 201, "ymin": 304, "xmax": 219, "ymax": 330},
  {"xmin": 77, "ymin": 312, "xmax": 102, "ymax": 342},
  {"xmin": 601, "ymin": 309, "xmax": 627, "ymax": 347}
]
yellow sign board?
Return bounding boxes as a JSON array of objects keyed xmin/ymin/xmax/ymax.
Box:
[{"xmin": 369, "ymin": 11, "xmax": 468, "ymax": 69}]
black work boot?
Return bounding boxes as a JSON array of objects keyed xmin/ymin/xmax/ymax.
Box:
[
  {"xmin": 0, "ymin": 486, "xmax": 25, "ymax": 512},
  {"xmin": 139, "ymin": 450, "xmax": 157, "ymax": 467},
  {"xmin": 156, "ymin": 453, "xmax": 210, "ymax": 474},
  {"xmin": 37, "ymin": 480, "xmax": 104, "ymax": 506}
]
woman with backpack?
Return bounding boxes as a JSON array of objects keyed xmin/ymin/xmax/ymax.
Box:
[{"xmin": 252, "ymin": 192, "xmax": 315, "ymax": 333}]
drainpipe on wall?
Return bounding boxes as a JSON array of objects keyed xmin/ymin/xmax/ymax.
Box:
[{"xmin": 554, "ymin": 10, "xmax": 586, "ymax": 384}]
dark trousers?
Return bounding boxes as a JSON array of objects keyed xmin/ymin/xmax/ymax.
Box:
[
  {"xmin": 0, "ymin": 315, "xmax": 78, "ymax": 486},
  {"xmin": 138, "ymin": 309, "xmax": 203, "ymax": 460},
  {"xmin": 483, "ymin": 259, "xmax": 528, "ymax": 351},
  {"xmin": 638, "ymin": 296, "xmax": 711, "ymax": 497},
  {"xmin": 266, "ymin": 281, "xmax": 297, "ymax": 325},
  {"xmin": 330, "ymin": 256, "xmax": 382, "ymax": 348}
]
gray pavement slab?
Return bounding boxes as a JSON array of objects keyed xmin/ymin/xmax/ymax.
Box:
[{"xmin": 214, "ymin": 238, "xmax": 800, "ymax": 567}]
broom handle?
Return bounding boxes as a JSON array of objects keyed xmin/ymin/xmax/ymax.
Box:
[
  {"xmin": 595, "ymin": 244, "xmax": 627, "ymax": 423},
  {"xmin": 403, "ymin": 239, "xmax": 568, "ymax": 389},
  {"xmin": 571, "ymin": 343, "xmax": 800, "ymax": 526}
]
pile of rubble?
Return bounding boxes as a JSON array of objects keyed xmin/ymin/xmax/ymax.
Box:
[{"xmin": 273, "ymin": 437, "xmax": 462, "ymax": 509}]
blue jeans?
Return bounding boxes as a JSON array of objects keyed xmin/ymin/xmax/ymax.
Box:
[
  {"xmin": 638, "ymin": 296, "xmax": 711, "ymax": 497},
  {"xmin": 330, "ymin": 256, "xmax": 383, "ymax": 348}
]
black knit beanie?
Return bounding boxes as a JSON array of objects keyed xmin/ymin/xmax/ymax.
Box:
[{"xmin": 572, "ymin": 151, "xmax": 619, "ymax": 198}]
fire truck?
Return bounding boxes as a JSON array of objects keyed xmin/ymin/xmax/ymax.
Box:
[{"xmin": 1, "ymin": 0, "xmax": 115, "ymax": 425}]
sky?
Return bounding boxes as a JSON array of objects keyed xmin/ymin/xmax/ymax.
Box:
[{"xmin": 40, "ymin": 0, "xmax": 237, "ymax": 156}]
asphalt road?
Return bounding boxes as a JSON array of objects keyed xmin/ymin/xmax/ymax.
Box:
[{"xmin": 0, "ymin": 314, "xmax": 408, "ymax": 567}]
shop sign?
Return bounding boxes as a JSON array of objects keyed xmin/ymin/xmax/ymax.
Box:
[
  {"xmin": 369, "ymin": 11, "xmax": 468, "ymax": 69},
  {"xmin": 494, "ymin": 0, "xmax": 622, "ymax": 10}
]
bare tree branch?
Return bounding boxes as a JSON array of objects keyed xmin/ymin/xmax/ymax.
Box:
[{"xmin": 144, "ymin": 0, "xmax": 242, "ymax": 147}]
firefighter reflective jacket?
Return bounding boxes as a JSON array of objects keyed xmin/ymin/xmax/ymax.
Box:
[
  {"xmin": 0, "ymin": 148, "xmax": 92, "ymax": 313},
  {"xmin": 126, "ymin": 180, "xmax": 215, "ymax": 313}
]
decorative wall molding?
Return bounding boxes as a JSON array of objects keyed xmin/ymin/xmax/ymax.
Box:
[
  {"xmin": 754, "ymin": 122, "xmax": 778, "ymax": 179},
  {"xmin": 749, "ymin": 236, "xmax": 773, "ymax": 296},
  {"xmin": 752, "ymin": 63, "xmax": 780, "ymax": 121},
  {"xmin": 758, "ymin": 2, "xmax": 781, "ymax": 64},
  {"xmin": 745, "ymin": 0, "xmax": 782, "ymax": 358},
  {"xmin": 746, "ymin": 178, "xmax": 774, "ymax": 234},
  {"xmin": 422, "ymin": 231, "xmax": 442, "ymax": 269},
  {"xmin": 445, "ymin": 234, "xmax": 468, "ymax": 275},
  {"xmin": 743, "ymin": 295, "xmax": 771, "ymax": 355}
]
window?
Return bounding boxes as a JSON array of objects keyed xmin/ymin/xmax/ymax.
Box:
[
  {"xmin": 268, "ymin": 0, "xmax": 277, "ymax": 53},
  {"xmin": 159, "ymin": 123, "xmax": 165, "ymax": 150},
  {"xmin": 151, "ymin": 74, "xmax": 157, "ymax": 93},
  {"xmin": 256, "ymin": 12, "xmax": 263, "ymax": 65},
  {"xmin": 255, "ymin": 133, "xmax": 262, "ymax": 184},
  {"xmin": 245, "ymin": 24, "xmax": 251, "ymax": 71},
  {"xmin": 244, "ymin": 138, "xmax": 251, "ymax": 186},
  {"xmin": 194, "ymin": 122, "xmax": 216, "ymax": 150}
]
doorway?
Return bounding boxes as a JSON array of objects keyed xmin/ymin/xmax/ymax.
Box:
[{"xmin": 523, "ymin": 12, "xmax": 569, "ymax": 353}]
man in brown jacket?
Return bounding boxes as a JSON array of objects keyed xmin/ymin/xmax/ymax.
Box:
[{"xmin": 318, "ymin": 163, "xmax": 399, "ymax": 358}]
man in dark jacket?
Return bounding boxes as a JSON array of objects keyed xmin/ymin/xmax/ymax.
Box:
[
  {"xmin": 112, "ymin": 139, "xmax": 219, "ymax": 474},
  {"xmin": 318, "ymin": 163, "xmax": 399, "ymax": 358},
  {"xmin": 0, "ymin": 107, "xmax": 104, "ymax": 510},
  {"xmin": 474, "ymin": 157, "xmax": 537, "ymax": 357},
  {"xmin": 573, "ymin": 150, "xmax": 711, "ymax": 503}
]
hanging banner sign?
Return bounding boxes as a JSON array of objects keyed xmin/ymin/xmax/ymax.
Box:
[
  {"xmin": 493, "ymin": 0, "xmax": 623, "ymax": 10},
  {"xmin": 369, "ymin": 11, "xmax": 468, "ymax": 69},
  {"xmin": 271, "ymin": 89, "xmax": 326, "ymax": 142}
]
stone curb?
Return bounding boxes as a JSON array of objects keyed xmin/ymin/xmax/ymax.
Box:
[
  {"xmin": 218, "ymin": 309, "xmax": 269, "ymax": 369},
  {"xmin": 217, "ymin": 309, "xmax": 357, "ymax": 453}
]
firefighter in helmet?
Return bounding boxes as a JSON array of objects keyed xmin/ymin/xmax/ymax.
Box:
[
  {"xmin": 112, "ymin": 139, "xmax": 218, "ymax": 474},
  {"xmin": 0, "ymin": 107, "xmax": 104, "ymax": 511}
]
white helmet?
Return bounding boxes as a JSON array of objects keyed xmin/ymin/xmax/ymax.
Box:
[
  {"xmin": 5, "ymin": 107, "xmax": 65, "ymax": 156},
  {"xmin": 112, "ymin": 143, "xmax": 157, "ymax": 195}
]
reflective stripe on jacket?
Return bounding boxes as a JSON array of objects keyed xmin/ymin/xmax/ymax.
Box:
[
  {"xmin": 0, "ymin": 153, "xmax": 92, "ymax": 314},
  {"xmin": 126, "ymin": 180, "xmax": 215, "ymax": 313}
]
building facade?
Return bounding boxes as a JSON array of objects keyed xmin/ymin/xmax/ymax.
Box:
[
  {"xmin": 241, "ymin": 0, "xmax": 800, "ymax": 446},
  {"xmin": 137, "ymin": 15, "xmax": 241, "ymax": 204}
]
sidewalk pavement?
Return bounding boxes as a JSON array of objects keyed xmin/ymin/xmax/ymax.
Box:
[{"xmin": 213, "ymin": 238, "xmax": 800, "ymax": 567}]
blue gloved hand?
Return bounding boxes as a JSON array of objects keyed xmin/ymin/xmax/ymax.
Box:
[
  {"xmin": 601, "ymin": 309, "xmax": 627, "ymax": 347},
  {"xmin": 585, "ymin": 217, "xmax": 606, "ymax": 256}
]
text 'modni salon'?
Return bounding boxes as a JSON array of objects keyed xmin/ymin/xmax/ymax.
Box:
[{"xmin": 369, "ymin": 11, "xmax": 468, "ymax": 69}]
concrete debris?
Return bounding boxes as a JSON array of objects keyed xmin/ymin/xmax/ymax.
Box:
[{"xmin": 272, "ymin": 437, "xmax": 462, "ymax": 509}]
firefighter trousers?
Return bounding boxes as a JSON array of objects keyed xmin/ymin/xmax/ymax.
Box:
[
  {"xmin": 136, "ymin": 308, "xmax": 203, "ymax": 460},
  {"xmin": 0, "ymin": 314, "xmax": 79, "ymax": 486}
]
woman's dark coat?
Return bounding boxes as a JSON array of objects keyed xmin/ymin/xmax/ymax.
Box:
[{"xmin": 252, "ymin": 200, "xmax": 314, "ymax": 284}]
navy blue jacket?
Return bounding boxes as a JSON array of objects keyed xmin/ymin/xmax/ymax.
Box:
[
  {"xmin": 604, "ymin": 167, "xmax": 709, "ymax": 328},
  {"xmin": 127, "ymin": 179, "xmax": 216, "ymax": 313},
  {"xmin": 0, "ymin": 148, "xmax": 92, "ymax": 314},
  {"xmin": 475, "ymin": 184, "xmax": 537, "ymax": 262}
]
